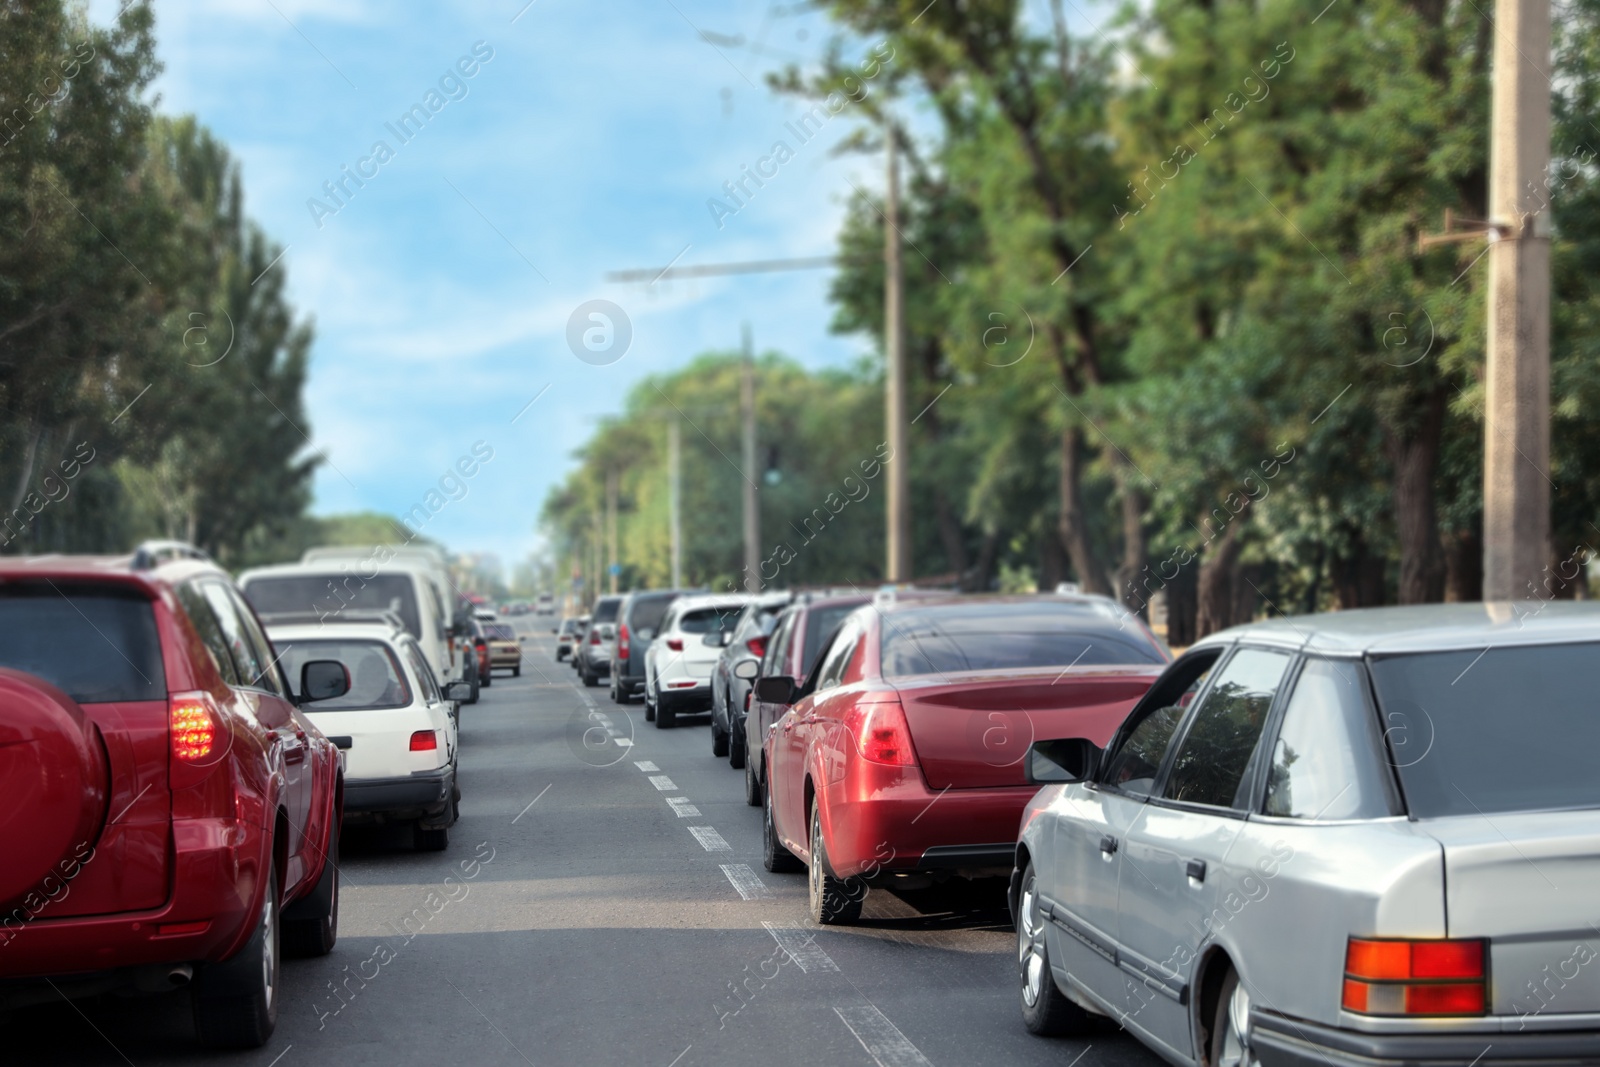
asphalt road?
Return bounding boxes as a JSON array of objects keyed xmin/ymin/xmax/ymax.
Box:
[{"xmin": 6, "ymin": 618, "xmax": 1165, "ymax": 1067}]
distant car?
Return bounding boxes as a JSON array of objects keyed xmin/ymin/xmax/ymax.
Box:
[
  {"xmin": 556, "ymin": 615, "xmax": 588, "ymax": 661},
  {"xmin": 610, "ymin": 589, "xmax": 689, "ymax": 705},
  {"xmin": 758, "ymin": 592, "xmax": 1168, "ymax": 926},
  {"xmin": 1012, "ymin": 602, "xmax": 1600, "ymax": 1067},
  {"xmin": 576, "ymin": 595, "xmax": 624, "ymax": 687},
  {"xmin": 475, "ymin": 608, "xmax": 498, "ymax": 622},
  {"xmin": 0, "ymin": 544, "xmax": 346, "ymax": 1048},
  {"xmin": 535, "ymin": 594, "xmax": 555, "ymax": 618},
  {"xmin": 710, "ymin": 591, "xmax": 792, "ymax": 764},
  {"xmin": 481, "ymin": 622, "xmax": 522, "ymax": 676},
  {"xmin": 741, "ymin": 593, "xmax": 872, "ymax": 808},
  {"xmin": 467, "ymin": 619, "xmax": 493, "ymax": 687},
  {"xmin": 267, "ymin": 619, "xmax": 466, "ymax": 851},
  {"xmin": 644, "ymin": 593, "xmax": 748, "ymax": 727}
]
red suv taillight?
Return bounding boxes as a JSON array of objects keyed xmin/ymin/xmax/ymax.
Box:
[
  {"xmin": 170, "ymin": 691, "xmax": 218, "ymax": 761},
  {"xmin": 667, "ymin": 637, "xmax": 684, "ymax": 652},
  {"xmin": 619, "ymin": 622, "xmax": 630, "ymax": 659},
  {"xmin": 746, "ymin": 636, "xmax": 767, "ymax": 659},
  {"xmin": 845, "ymin": 701, "xmax": 917, "ymax": 767},
  {"xmin": 409, "ymin": 730, "xmax": 438, "ymax": 752},
  {"xmin": 1342, "ymin": 938, "xmax": 1487, "ymax": 1016}
]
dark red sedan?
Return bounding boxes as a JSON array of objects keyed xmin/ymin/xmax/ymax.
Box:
[{"xmin": 759, "ymin": 592, "xmax": 1169, "ymax": 925}]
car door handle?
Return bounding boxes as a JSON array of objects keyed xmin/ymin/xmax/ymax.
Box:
[
  {"xmin": 1099, "ymin": 834, "xmax": 1118, "ymax": 855},
  {"xmin": 1186, "ymin": 859, "xmax": 1207, "ymax": 883}
]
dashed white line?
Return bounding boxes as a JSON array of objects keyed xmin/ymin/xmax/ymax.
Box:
[
  {"xmin": 614, "ymin": 737, "xmax": 634, "ymax": 747},
  {"xmin": 834, "ymin": 1004, "xmax": 934, "ymax": 1067},
  {"xmin": 634, "ymin": 761, "xmax": 660, "ymax": 772},
  {"xmin": 762, "ymin": 922, "xmax": 840, "ymax": 973},
  {"xmin": 688, "ymin": 826, "xmax": 731, "ymax": 852},
  {"xmin": 720, "ymin": 863, "xmax": 773, "ymax": 900},
  {"xmin": 666, "ymin": 797, "xmax": 702, "ymax": 818},
  {"xmin": 648, "ymin": 775, "xmax": 678, "ymax": 791}
]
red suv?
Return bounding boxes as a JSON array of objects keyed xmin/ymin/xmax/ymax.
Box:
[{"xmin": 0, "ymin": 543, "xmax": 347, "ymax": 1048}]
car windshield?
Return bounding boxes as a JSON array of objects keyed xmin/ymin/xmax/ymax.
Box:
[
  {"xmin": 879, "ymin": 602, "xmax": 1164, "ymax": 679},
  {"xmin": 679, "ymin": 607, "xmax": 742, "ymax": 634},
  {"xmin": 278, "ymin": 639, "xmax": 411, "ymax": 710},
  {"xmin": 0, "ymin": 583, "xmax": 166, "ymax": 703},
  {"xmin": 1369, "ymin": 642, "xmax": 1600, "ymax": 816},
  {"xmin": 244, "ymin": 574, "xmax": 422, "ymax": 639}
]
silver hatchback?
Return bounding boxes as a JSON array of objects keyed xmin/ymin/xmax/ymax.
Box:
[{"xmin": 1012, "ymin": 603, "xmax": 1600, "ymax": 1067}]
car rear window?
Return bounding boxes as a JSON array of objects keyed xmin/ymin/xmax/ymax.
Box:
[
  {"xmin": 802, "ymin": 601, "xmax": 868, "ymax": 676},
  {"xmin": 485, "ymin": 624, "xmax": 515, "ymax": 639},
  {"xmin": 591, "ymin": 597, "xmax": 621, "ymax": 623},
  {"xmin": 680, "ymin": 607, "xmax": 742, "ymax": 634},
  {"xmin": 0, "ymin": 582, "xmax": 166, "ymax": 702},
  {"xmin": 879, "ymin": 602, "xmax": 1164, "ymax": 679},
  {"xmin": 1369, "ymin": 642, "xmax": 1600, "ymax": 817},
  {"xmin": 244, "ymin": 573, "xmax": 422, "ymax": 639},
  {"xmin": 628, "ymin": 594, "xmax": 678, "ymax": 633},
  {"xmin": 278, "ymin": 639, "xmax": 411, "ymax": 710}
]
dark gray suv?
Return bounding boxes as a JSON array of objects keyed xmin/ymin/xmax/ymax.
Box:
[{"xmin": 608, "ymin": 589, "xmax": 689, "ymax": 704}]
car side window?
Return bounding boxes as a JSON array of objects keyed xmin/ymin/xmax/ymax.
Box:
[
  {"xmin": 814, "ymin": 620, "xmax": 862, "ymax": 693},
  {"xmin": 1163, "ymin": 647, "xmax": 1291, "ymax": 809},
  {"xmin": 1264, "ymin": 657, "xmax": 1398, "ymax": 820},
  {"xmin": 763, "ymin": 614, "xmax": 795, "ymax": 677},
  {"xmin": 176, "ymin": 581, "xmax": 240, "ymax": 686},
  {"xmin": 402, "ymin": 639, "xmax": 442, "ymax": 703},
  {"xmin": 1101, "ymin": 652, "xmax": 1217, "ymax": 797},
  {"xmin": 226, "ymin": 586, "xmax": 286, "ymax": 696},
  {"xmin": 199, "ymin": 581, "xmax": 268, "ymax": 689}
]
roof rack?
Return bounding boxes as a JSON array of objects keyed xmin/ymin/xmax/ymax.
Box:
[{"xmin": 132, "ymin": 540, "xmax": 210, "ymax": 571}]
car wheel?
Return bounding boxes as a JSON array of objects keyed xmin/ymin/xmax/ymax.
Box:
[
  {"xmin": 807, "ymin": 803, "xmax": 863, "ymax": 925},
  {"xmin": 744, "ymin": 752, "xmax": 762, "ymax": 807},
  {"xmin": 582, "ymin": 669, "xmax": 597, "ymax": 688},
  {"xmin": 1017, "ymin": 861, "xmax": 1092, "ymax": 1035},
  {"xmin": 482, "ymin": 671, "xmax": 492, "ymax": 688},
  {"xmin": 762, "ymin": 784, "xmax": 803, "ymax": 873},
  {"xmin": 413, "ymin": 821, "xmax": 450, "ymax": 852},
  {"xmin": 1209, "ymin": 969, "xmax": 1259, "ymax": 1067},
  {"xmin": 710, "ymin": 721, "xmax": 728, "ymax": 757},
  {"xmin": 656, "ymin": 692, "xmax": 676, "ymax": 728},
  {"xmin": 465, "ymin": 667, "xmax": 480, "ymax": 705},
  {"xmin": 729, "ymin": 728, "xmax": 746, "ymax": 770},
  {"xmin": 282, "ymin": 826, "xmax": 339, "ymax": 958},
  {"xmin": 644, "ymin": 688, "xmax": 656, "ymax": 722},
  {"xmin": 512, "ymin": 665, "xmax": 520, "ymax": 677},
  {"xmin": 193, "ymin": 856, "xmax": 280, "ymax": 1048}
]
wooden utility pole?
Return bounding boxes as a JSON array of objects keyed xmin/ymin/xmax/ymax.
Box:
[
  {"xmin": 668, "ymin": 418, "xmax": 683, "ymax": 589},
  {"xmin": 741, "ymin": 325, "xmax": 761, "ymax": 592},
  {"xmin": 884, "ymin": 123, "xmax": 911, "ymax": 583},
  {"xmin": 1483, "ymin": 0, "xmax": 1552, "ymax": 599},
  {"xmin": 605, "ymin": 469, "xmax": 620, "ymax": 595}
]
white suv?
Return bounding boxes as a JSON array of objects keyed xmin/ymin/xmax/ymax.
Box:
[
  {"xmin": 645, "ymin": 594, "xmax": 748, "ymax": 728},
  {"xmin": 267, "ymin": 620, "xmax": 466, "ymax": 851}
]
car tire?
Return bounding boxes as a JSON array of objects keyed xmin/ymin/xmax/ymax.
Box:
[
  {"xmin": 807, "ymin": 803, "xmax": 863, "ymax": 925},
  {"xmin": 744, "ymin": 753, "xmax": 762, "ymax": 807},
  {"xmin": 193, "ymin": 856, "xmax": 280, "ymax": 1049},
  {"xmin": 282, "ymin": 826, "xmax": 339, "ymax": 958},
  {"xmin": 465, "ymin": 666, "xmax": 480, "ymax": 705},
  {"xmin": 413, "ymin": 821, "xmax": 450, "ymax": 852},
  {"xmin": 512, "ymin": 665, "xmax": 520, "ymax": 677},
  {"xmin": 1209, "ymin": 969, "xmax": 1258, "ymax": 1067},
  {"xmin": 656, "ymin": 692, "xmax": 676, "ymax": 729},
  {"xmin": 1017, "ymin": 861, "xmax": 1092, "ymax": 1036},
  {"xmin": 644, "ymin": 689, "xmax": 656, "ymax": 722},
  {"xmin": 762, "ymin": 784, "xmax": 803, "ymax": 874},
  {"xmin": 582, "ymin": 669, "xmax": 597, "ymax": 688},
  {"xmin": 482, "ymin": 671, "xmax": 492, "ymax": 688},
  {"xmin": 729, "ymin": 728, "xmax": 746, "ymax": 769},
  {"xmin": 710, "ymin": 722, "xmax": 728, "ymax": 757}
]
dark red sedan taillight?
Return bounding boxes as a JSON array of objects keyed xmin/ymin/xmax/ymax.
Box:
[
  {"xmin": 844, "ymin": 701, "xmax": 917, "ymax": 767},
  {"xmin": 1342, "ymin": 938, "xmax": 1487, "ymax": 1016}
]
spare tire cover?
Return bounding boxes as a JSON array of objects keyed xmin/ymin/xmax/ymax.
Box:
[{"xmin": 0, "ymin": 669, "xmax": 109, "ymax": 911}]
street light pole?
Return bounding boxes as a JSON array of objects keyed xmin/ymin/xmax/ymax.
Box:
[
  {"xmin": 668, "ymin": 418, "xmax": 683, "ymax": 589},
  {"xmin": 1483, "ymin": 0, "xmax": 1552, "ymax": 599},
  {"xmin": 741, "ymin": 325, "xmax": 761, "ymax": 592},
  {"xmin": 606, "ymin": 469, "xmax": 620, "ymax": 595},
  {"xmin": 884, "ymin": 122, "xmax": 911, "ymax": 583}
]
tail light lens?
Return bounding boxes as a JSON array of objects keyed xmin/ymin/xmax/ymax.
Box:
[
  {"xmin": 170, "ymin": 691, "xmax": 219, "ymax": 761},
  {"xmin": 667, "ymin": 638, "xmax": 684, "ymax": 652},
  {"xmin": 845, "ymin": 701, "xmax": 917, "ymax": 767},
  {"xmin": 746, "ymin": 636, "xmax": 767, "ymax": 659},
  {"xmin": 409, "ymin": 730, "xmax": 439, "ymax": 752},
  {"xmin": 1343, "ymin": 938, "xmax": 1487, "ymax": 1016},
  {"xmin": 474, "ymin": 638, "xmax": 486, "ymax": 650},
  {"xmin": 589, "ymin": 632, "xmax": 600, "ymax": 645},
  {"xmin": 618, "ymin": 623, "xmax": 630, "ymax": 658}
]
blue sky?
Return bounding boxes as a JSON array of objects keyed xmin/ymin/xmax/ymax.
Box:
[{"xmin": 89, "ymin": 0, "xmax": 902, "ymax": 573}]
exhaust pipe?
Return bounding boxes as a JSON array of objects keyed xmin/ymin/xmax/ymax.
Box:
[{"xmin": 165, "ymin": 965, "xmax": 193, "ymax": 987}]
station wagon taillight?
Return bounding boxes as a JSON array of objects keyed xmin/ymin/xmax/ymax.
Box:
[
  {"xmin": 845, "ymin": 701, "xmax": 917, "ymax": 767},
  {"xmin": 1342, "ymin": 938, "xmax": 1487, "ymax": 1016},
  {"xmin": 409, "ymin": 730, "xmax": 438, "ymax": 752},
  {"xmin": 170, "ymin": 692, "xmax": 218, "ymax": 761}
]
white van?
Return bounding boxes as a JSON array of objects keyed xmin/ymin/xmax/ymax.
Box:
[{"xmin": 239, "ymin": 557, "xmax": 461, "ymax": 686}]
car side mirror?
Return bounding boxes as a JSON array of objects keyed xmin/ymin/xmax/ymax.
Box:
[
  {"xmin": 754, "ymin": 675, "xmax": 796, "ymax": 705},
  {"xmin": 443, "ymin": 680, "xmax": 473, "ymax": 703},
  {"xmin": 300, "ymin": 660, "xmax": 350, "ymax": 704},
  {"xmin": 733, "ymin": 660, "xmax": 760, "ymax": 681},
  {"xmin": 1025, "ymin": 738, "xmax": 1102, "ymax": 785}
]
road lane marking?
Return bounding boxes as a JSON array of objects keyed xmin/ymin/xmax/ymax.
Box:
[
  {"xmin": 634, "ymin": 761, "xmax": 660, "ymax": 771},
  {"xmin": 720, "ymin": 864, "xmax": 773, "ymax": 900},
  {"xmin": 667, "ymin": 797, "xmax": 702, "ymax": 818},
  {"xmin": 688, "ymin": 826, "xmax": 731, "ymax": 851},
  {"xmin": 834, "ymin": 1005, "xmax": 934, "ymax": 1067},
  {"xmin": 648, "ymin": 775, "xmax": 678, "ymax": 791},
  {"xmin": 762, "ymin": 921, "xmax": 839, "ymax": 973},
  {"xmin": 615, "ymin": 737, "xmax": 634, "ymax": 747}
]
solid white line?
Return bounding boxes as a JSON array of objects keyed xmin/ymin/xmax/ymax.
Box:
[
  {"xmin": 634, "ymin": 760, "xmax": 660, "ymax": 772},
  {"xmin": 834, "ymin": 1005, "xmax": 934, "ymax": 1067},
  {"xmin": 648, "ymin": 775, "xmax": 678, "ymax": 791},
  {"xmin": 511, "ymin": 783, "xmax": 552, "ymax": 824},
  {"xmin": 720, "ymin": 863, "xmax": 773, "ymax": 900},
  {"xmin": 762, "ymin": 922, "xmax": 839, "ymax": 973},
  {"xmin": 667, "ymin": 797, "xmax": 702, "ymax": 818},
  {"xmin": 688, "ymin": 826, "xmax": 731, "ymax": 852}
]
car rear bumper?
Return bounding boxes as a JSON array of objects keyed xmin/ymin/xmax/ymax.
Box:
[
  {"xmin": 344, "ymin": 768, "xmax": 454, "ymax": 826},
  {"xmin": 820, "ymin": 772, "xmax": 1032, "ymax": 879},
  {"xmin": 1253, "ymin": 1011, "xmax": 1600, "ymax": 1066},
  {"xmin": 659, "ymin": 679, "xmax": 711, "ymax": 712}
]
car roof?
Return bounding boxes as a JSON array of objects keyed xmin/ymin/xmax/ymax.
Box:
[
  {"xmin": 239, "ymin": 560, "xmax": 431, "ymax": 581},
  {"xmin": 669, "ymin": 593, "xmax": 751, "ymax": 614},
  {"xmin": 0, "ymin": 553, "xmax": 228, "ymax": 593},
  {"xmin": 266, "ymin": 622, "xmax": 409, "ymax": 643},
  {"xmin": 1192, "ymin": 602, "xmax": 1600, "ymax": 656}
]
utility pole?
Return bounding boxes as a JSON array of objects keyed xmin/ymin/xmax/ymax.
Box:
[
  {"xmin": 1482, "ymin": 0, "xmax": 1552, "ymax": 599},
  {"xmin": 668, "ymin": 418, "xmax": 683, "ymax": 589},
  {"xmin": 884, "ymin": 122, "xmax": 911, "ymax": 584},
  {"xmin": 741, "ymin": 325, "xmax": 761, "ymax": 592},
  {"xmin": 606, "ymin": 469, "xmax": 620, "ymax": 595}
]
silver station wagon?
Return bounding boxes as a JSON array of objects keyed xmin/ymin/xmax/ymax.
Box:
[{"xmin": 1011, "ymin": 603, "xmax": 1600, "ymax": 1067}]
